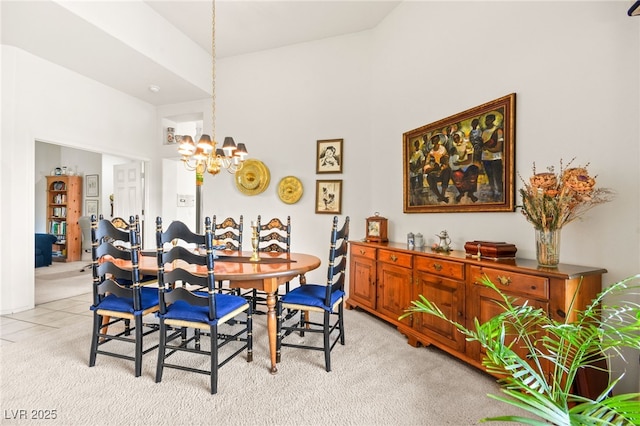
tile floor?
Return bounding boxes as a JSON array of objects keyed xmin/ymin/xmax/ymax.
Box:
[{"xmin": 0, "ymin": 292, "xmax": 93, "ymax": 346}]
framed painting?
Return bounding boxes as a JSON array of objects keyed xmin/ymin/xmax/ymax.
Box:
[
  {"xmin": 86, "ymin": 199, "xmax": 99, "ymax": 217},
  {"xmin": 403, "ymin": 93, "xmax": 516, "ymax": 213},
  {"xmin": 86, "ymin": 174, "xmax": 99, "ymax": 197},
  {"xmin": 315, "ymin": 180, "xmax": 342, "ymax": 214},
  {"xmin": 316, "ymin": 139, "xmax": 343, "ymax": 174}
]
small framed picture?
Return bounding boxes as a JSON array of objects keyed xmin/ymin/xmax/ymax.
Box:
[
  {"xmin": 86, "ymin": 199, "xmax": 99, "ymax": 217},
  {"xmin": 86, "ymin": 174, "xmax": 99, "ymax": 197},
  {"xmin": 165, "ymin": 127, "xmax": 176, "ymax": 145},
  {"xmin": 316, "ymin": 139, "xmax": 343, "ymax": 174},
  {"xmin": 315, "ymin": 180, "xmax": 342, "ymax": 214}
]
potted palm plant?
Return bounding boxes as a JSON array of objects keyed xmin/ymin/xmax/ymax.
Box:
[{"xmin": 400, "ymin": 274, "xmax": 640, "ymax": 425}]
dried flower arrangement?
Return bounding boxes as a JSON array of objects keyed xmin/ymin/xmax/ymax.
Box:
[{"xmin": 519, "ymin": 158, "xmax": 615, "ymax": 231}]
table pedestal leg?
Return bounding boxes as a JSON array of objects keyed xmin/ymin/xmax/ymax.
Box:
[{"xmin": 265, "ymin": 279, "xmax": 278, "ymax": 374}]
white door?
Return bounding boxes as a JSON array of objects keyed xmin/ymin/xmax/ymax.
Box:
[{"xmin": 113, "ymin": 162, "xmax": 145, "ymax": 231}]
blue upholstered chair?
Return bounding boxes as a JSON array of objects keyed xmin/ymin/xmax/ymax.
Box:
[
  {"xmin": 276, "ymin": 216, "xmax": 349, "ymax": 371},
  {"xmin": 155, "ymin": 217, "xmax": 253, "ymax": 394},
  {"xmin": 35, "ymin": 233, "xmax": 58, "ymax": 267},
  {"xmin": 88, "ymin": 215, "xmax": 159, "ymax": 377}
]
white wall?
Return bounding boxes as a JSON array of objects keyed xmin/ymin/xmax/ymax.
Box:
[
  {"xmin": 193, "ymin": 30, "xmax": 374, "ymax": 285},
  {"xmin": 162, "ymin": 158, "xmax": 196, "ymax": 229},
  {"xmin": 370, "ymin": 3, "xmax": 640, "ymax": 287},
  {"xmin": 1, "ymin": 45, "xmax": 160, "ymax": 315}
]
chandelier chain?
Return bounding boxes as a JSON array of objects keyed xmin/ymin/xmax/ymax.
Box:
[
  {"xmin": 178, "ymin": 0, "xmax": 246, "ymax": 176},
  {"xmin": 211, "ymin": 0, "xmax": 216, "ymax": 142}
]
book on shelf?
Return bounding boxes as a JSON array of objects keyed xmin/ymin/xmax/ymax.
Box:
[
  {"xmin": 53, "ymin": 194, "xmax": 67, "ymax": 204},
  {"xmin": 49, "ymin": 221, "xmax": 67, "ymax": 237}
]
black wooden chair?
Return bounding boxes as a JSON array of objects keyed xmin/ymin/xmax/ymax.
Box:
[
  {"xmin": 276, "ymin": 216, "xmax": 349, "ymax": 371},
  {"xmin": 212, "ymin": 215, "xmax": 243, "ymax": 294},
  {"xmin": 244, "ymin": 215, "xmax": 291, "ymax": 313},
  {"xmin": 155, "ymin": 217, "xmax": 253, "ymax": 394},
  {"xmin": 88, "ymin": 215, "xmax": 159, "ymax": 377}
]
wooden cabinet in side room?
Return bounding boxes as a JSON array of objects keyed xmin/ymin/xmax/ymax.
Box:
[
  {"xmin": 46, "ymin": 175, "xmax": 83, "ymax": 262},
  {"xmin": 347, "ymin": 243, "xmax": 377, "ymax": 310},
  {"xmin": 411, "ymin": 256, "xmax": 466, "ymax": 352},
  {"xmin": 376, "ymin": 249, "xmax": 413, "ymax": 327},
  {"xmin": 466, "ymin": 265, "xmax": 550, "ymax": 376}
]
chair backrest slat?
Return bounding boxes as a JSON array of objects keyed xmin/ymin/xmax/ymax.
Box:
[
  {"xmin": 213, "ymin": 215, "xmax": 243, "ymax": 252},
  {"xmin": 256, "ymin": 215, "xmax": 291, "ymax": 253}
]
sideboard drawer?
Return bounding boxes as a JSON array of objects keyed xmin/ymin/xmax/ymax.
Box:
[
  {"xmin": 415, "ymin": 256, "xmax": 465, "ymax": 280},
  {"xmin": 351, "ymin": 244, "xmax": 376, "ymax": 260},
  {"xmin": 469, "ymin": 265, "xmax": 549, "ymax": 300},
  {"xmin": 378, "ymin": 249, "xmax": 412, "ymax": 268}
]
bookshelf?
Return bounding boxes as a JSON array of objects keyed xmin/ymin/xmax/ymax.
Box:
[{"xmin": 46, "ymin": 175, "xmax": 82, "ymax": 262}]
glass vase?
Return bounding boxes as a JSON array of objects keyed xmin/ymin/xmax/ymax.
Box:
[{"xmin": 535, "ymin": 228, "xmax": 561, "ymax": 267}]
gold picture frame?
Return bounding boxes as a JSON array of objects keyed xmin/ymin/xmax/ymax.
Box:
[
  {"xmin": 403, "ymin": 93, "xmax": 516, "ymax": 213},
  {"xmin": 315, "ymin": 180, "xmax": 342, "ymax": 214}
]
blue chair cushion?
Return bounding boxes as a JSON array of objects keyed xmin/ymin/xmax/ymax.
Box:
[
  {"xmin": 280, "ymin": 285, "xmax": 344, "ymax": 313},
  {"xmin": 159, "ymin": 293, "xmax": 248, "ymax": 326},
  {"xmin": 91, "ymin": 287, "xmax": 159, "ymax": 315}
]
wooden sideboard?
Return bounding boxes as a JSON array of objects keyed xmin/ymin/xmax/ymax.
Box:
[{"xmin": 346, "ymin": 240, "xmax": 607, "ymax": 393}]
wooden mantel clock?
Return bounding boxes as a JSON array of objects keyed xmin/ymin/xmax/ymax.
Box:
[{"xmin": 365, "ymin": 213, "xmax": 388, "ymax": 243}]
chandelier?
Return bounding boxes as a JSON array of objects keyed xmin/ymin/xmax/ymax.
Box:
[{"xmin": 177, "ymin": 0, "xmax": 248, "ymax": 176}]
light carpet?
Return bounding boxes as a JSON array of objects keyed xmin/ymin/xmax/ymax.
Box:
[
  {"xmin": 0, "ymin": 307, "xmax": 526, "ymax": 426},
  {"xmin": 35, "ymin": 261, "xmax": 92, "ymax": 305}
]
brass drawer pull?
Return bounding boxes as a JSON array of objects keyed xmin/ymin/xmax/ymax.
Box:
[
  {"xmin": 497, "ymin": 275, "xmax": 511, "ymax": 286},
  {"xmin": 390, "ymin": 255, "xmax": 398, "ymax": 262},
  {"xmin": 359, "ymin": 249, "xmax": 366, "ymax": 255},
  {"xmin": 433, "ymin": 263, "xmax": 442, "ymax": 271}
]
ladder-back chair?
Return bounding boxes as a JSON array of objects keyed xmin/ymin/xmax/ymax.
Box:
[
  {"xmin": 155, "ymin": 217, "xmax": 253, "ymax": 394},
  {"xmin": 88, "ymin": 215, "xmax": 159, "ymax": 377},
  {"xmin": 276, "ymin": 216, "xmax": 349, "ymax": 372}
]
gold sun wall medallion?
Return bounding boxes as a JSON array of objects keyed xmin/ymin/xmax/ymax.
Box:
[
  {"xmin": 234, "ymin": 159, "xmax": 270, "ymax": 196},
  {"xmin": 277, "ymin": 176, "xmax": 303, "ymax": 204}
]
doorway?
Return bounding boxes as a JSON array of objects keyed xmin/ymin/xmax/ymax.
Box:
[{"xmin": 34, "ymin": 141, "xmax": 146, "ymax": 304}]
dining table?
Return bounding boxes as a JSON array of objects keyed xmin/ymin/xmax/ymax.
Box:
[{"xmin": 135, "ymin": 249, "xmax": 322, "ymax": 374}]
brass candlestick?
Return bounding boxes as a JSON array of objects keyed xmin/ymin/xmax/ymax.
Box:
[{"xmin": 250, "ymin": 222, "xmax": 260, "ymax": 262}]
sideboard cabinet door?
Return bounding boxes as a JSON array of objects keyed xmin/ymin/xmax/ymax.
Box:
[
  {"xmin": 466, "ymin": 265, "xmax": 550, "ymax": 375},
  {"xmin": 413, "ymin": 271, "xmax": 466, "ymax": 352},
  {"xmin": 348, "ymin": 244, "xmax": 377, "ymax": 310},
  {"xmin": 376, "ymin": 249, "xmax": 413, "ymax": 327}
]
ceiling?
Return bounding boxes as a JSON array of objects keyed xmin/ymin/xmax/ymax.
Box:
[{"xmin": 1, "ymin": 1, "xmax": 401, "ymax": 106}]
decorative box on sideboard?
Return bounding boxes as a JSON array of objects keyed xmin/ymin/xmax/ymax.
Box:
[{"xmin": 346, "ymin": 240, "xmax": 607, "ymax": 397}]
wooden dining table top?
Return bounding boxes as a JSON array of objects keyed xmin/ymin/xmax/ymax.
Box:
[{"xmin": 131, "ymin": 250, "xmax": 322, "ymax": 283}]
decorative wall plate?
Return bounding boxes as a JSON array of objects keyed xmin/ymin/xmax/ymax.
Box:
[
  {"xmin": 234, "ymin": 159, "xmax": 270, "ymax": 196},
  {"xmin": 277, "ymin": 176, "xmax": 303, "ymax": 204}
]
